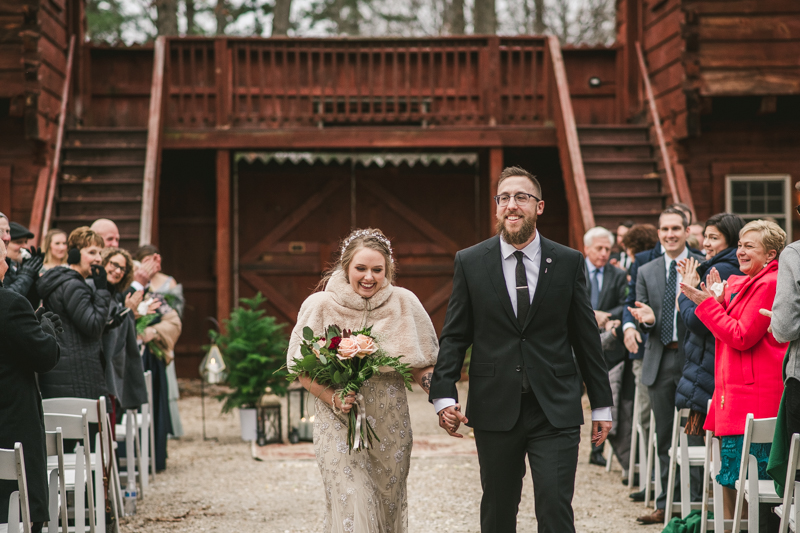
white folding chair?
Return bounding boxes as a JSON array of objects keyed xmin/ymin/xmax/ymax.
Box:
[
  {"xmin": 42, "ymin": 398, "xmax": 121, "ymax": 533},
  {"xmin": 664, "ymin": 407, "xmax": 706, "ymax": 523},
  {"xmin": 628, "ymin": 384, "xmax": 648, "ymax": 491},
  {"xmin": 776, "ymin": 433, "xmax": 800, "ymax": 532},
  {"xmin": 644, "ymin": 409, "xmax": 662, "ymax": 508},
  {"xmin": 115, "ymin": 370, "xmax": 154, "ymax": 496},
  {"xmin": 43, "ymin": 412, "xmax": 94, "ymax": 533},
  {"xmin": 0, "ymin": 443, "xmax": 31, "ymax": 533},
  {"xmin": 43, "ymin": 428, "xmax": 68, "ymax": 533},
  {"xmin": 732, "ymin": 413, "xmax": 781, "ymax": 532}
]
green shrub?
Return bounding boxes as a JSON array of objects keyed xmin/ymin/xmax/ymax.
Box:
[{"xmin": 209, "ymin": 293, "xmax": 289, "ymax": 412}]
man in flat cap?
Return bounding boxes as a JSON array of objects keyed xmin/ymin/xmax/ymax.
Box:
[{"xmin": 3, "ymin": 222, "xmax": 44, "ymax": 307}]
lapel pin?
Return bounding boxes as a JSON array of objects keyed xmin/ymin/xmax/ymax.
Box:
[{"xmin": 546, "ymin": 258, "xmax": 552, "ymax": 263}]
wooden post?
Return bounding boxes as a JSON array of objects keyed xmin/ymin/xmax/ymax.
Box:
[
  {"xmin": 488, "ymin": 148, "xmax": 503, "ymax": 235},
  {"xmin": 216, "ymin": 150, "xmax": 232, "ymax": 327},
  {"xmin": 140, "ymin": 36, "xmax": 166, "ymax": 246},
  {"xmin": 215, "ymin": 38, "xmax": 231, "ymax": 129}
]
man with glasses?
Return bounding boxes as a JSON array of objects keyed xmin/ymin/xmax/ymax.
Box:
[{"xmin": 430, "ymin": 166, "xmax": 613, "ymax": 533}]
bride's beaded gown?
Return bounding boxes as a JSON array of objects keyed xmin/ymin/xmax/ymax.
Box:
[{"xmin": 314, "ymin": 372, "xmax": 412, "ymax": 533}]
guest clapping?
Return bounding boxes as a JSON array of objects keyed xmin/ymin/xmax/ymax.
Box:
[
  {"xmin": 36, "ymin": 227, "xmax": 112, "ymax": 401},
  {"xmin": 4, "ymin": 222, "xmax": 44, "ymax": 306},
  {"xmin": 675, "ymin": 213, "xmax": 744, "ymax": 434},
  {"xmin": 681, "ymin": 219, "xmax": 787, "ymax": 521},
  {"xmin": 41, "ymin": 229, "xmax": 68, "ymax": 272}
]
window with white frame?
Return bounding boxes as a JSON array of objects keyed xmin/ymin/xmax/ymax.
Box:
[{"xmin": 726, "ymin": 174, "xmax": 792, "ymax": 242}]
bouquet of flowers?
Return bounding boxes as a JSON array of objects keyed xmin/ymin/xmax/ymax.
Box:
[{"xmin": 288, "ymin": 324, "xmax": 413, "ymax": 451}]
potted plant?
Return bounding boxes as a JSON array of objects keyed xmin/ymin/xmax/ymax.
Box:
[{"xmin": 208, "ymin": 293, "xmax": 289, "ymax": 441}]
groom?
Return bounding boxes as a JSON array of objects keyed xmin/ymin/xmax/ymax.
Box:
[{"xmin": 429, "ymin": 166, "xmax": 614, "ymax": 533}]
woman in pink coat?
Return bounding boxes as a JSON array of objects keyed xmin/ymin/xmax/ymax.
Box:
[{"xmin": 681, "ymin": 219, "xmax": 787, "ymax": 520}]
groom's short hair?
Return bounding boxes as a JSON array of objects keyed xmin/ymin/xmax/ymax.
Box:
[{"xmin": 498, "ymin": 166, "xmax": 542, "ymax": 198}]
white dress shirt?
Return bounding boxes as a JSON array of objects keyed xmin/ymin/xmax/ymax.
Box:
[{"xmin": 434, "ymin": 232, "xmax": 612, "ymax": 422}]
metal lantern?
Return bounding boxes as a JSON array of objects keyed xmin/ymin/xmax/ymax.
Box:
[
  {"xmin": 257, "ymin": 394, "xmax": 282, "ymax": 446},
  {"xmin": 198, "ymin": 343, "xmax": 227, "ymax": 440},
  {"xmin": 287, "ymin": 382, "xmax": 314, "ymax": 443}
]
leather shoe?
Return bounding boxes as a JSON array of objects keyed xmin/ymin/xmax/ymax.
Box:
[
  {"xmin": 623, "ymin": 473, "xmax": 640, "ymax": 486},
  {"xmin": 589, "ymin": 450, "xmax": 607, "ymax": 467},
  {"xmin": 629, "ymin": 489, "xmax": 645, "ymax": 502},
  {"xmin": 636, "ymin": 509, "xmax": 664, "ymax": 525}
]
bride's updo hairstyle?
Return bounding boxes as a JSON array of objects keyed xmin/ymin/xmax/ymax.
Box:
[{"xmin": 317, "ymin": 228, "xmax": 396, "ymax": 291}]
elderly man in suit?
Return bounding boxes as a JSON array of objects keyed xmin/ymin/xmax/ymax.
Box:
[
  {"xmin": 0, "ymin": 240, "xmax": 62, "ymax": 533},
  {"xmin": 583, "ymin": 226, "xmax": 630, "ymax": 468},
  {"xmin": 628, "ymin": 207, "xmax": 705, "ymax": 524},
  {"xmin": 430, "ymin": 166, "xmax": 614, "ymax": 533}
]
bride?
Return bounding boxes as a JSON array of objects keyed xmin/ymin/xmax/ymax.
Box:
[{"xmin": 287, "ymin": 228, "xmax": 438, "ymax": 533}]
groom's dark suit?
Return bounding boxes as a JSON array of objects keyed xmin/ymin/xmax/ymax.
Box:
[{"xmin": 430, "ymin": 234, "xmax": 613, "ymax": 533}]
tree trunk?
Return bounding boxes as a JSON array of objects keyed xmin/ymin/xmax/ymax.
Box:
[
  {"xmin": 154, "ymin": 0, "xmax": 179, "ymax": 35},
  {"xmin": 272, "ymin": 0, "xmax": 291, "ymax": 35},
  {"xmin": 444, "ymin": 0, "xmax": 465, "ymax": 35},
  {"xmin": 472, "ymin": 0, "xmax": 496, "ymax": 34},
  {"xmin": 533, "ymin": 0, "xmax": 545, "ymax": 34},
  {"xmin": 185, "ymin": 0, "xmax": 196, "ymax": 34},
  {"xmin": 215, "ymin": 0, "xmax": 229, "ymax": 34}
]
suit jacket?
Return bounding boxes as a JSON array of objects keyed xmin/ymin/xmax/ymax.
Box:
[
  {"xmin": 635, "ymin": 248, "xmax": 704, "ymax": 386},
  {"xmin": 586, "ymin": 264, "xmax": 628, "ymax": 366},
  {"xmin": 429, "ymin": 235, "xmax": 613, "ymax": 432},
  {"xmin": 0, "ymin": 286, "xmax": 61, "ymax": 523}
]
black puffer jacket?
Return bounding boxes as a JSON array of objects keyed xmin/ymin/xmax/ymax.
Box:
[
  {"xmin": 36, "ymin": 266, "xmax": 111, "ymax": 400},
  {"xmin": 675, "ymin": 247, "xmax": 741, "ymax": 413}
]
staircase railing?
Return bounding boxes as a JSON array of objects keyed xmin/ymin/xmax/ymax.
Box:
[
  {"xmin": 30, "ymin": 34, "xmax": 75, "ymax": 243},
  {"xmin": 546, "ymin": 36, "xmax": 594, "ymax": 249},
  {"xmin": 139, "ymin": 36, "xmax": 166, "ymax": 246},
  {"xmin": 635, "ymin": 42, "xmax": 694, "ymax": 214}
]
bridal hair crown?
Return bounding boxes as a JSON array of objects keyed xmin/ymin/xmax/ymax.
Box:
[{"xmin": 341, "ymin": 229, "xmax": 394, "ymax": 263}]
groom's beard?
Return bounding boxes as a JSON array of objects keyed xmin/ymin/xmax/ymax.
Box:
[{"xmin": 496, "ymin": 212, "xmax": 537, "ymax": 245}]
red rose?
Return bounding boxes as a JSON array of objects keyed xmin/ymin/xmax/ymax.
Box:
[{"xmin": 328, "ymin": 336, "xmax": 342, "ymax": 350}]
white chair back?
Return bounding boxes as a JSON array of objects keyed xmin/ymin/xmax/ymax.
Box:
[
  {"xmin": 43, "ymin": 429, "xmax": 68, "ymax": 533},
  {"xmin": 732, "ymin": 414, "xmax": 779, "ymax": 533},
  {"xmin": 778, "ymin": 433, "xmax": 800, "ymax": 533},
  {"xmin": 0, "ymin": 443, "xmax": 32, "ymax": 533}
]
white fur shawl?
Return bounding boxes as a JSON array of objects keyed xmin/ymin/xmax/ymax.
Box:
[{"xmin": 287, "ymin": 270, "xmax": 439, "ymax": 369}]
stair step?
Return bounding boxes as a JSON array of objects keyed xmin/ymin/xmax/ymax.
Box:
[
  {"xmin": 60, "ymin": 178, "xmax": 143, "ymax": 185},
  {"xmin": 65, "ymin": 129, "xmax": 148, "ymax": 148},
  {"xmin": 62, "ymin": 160, "xmax": 145, "ymax": 167},
  {"xmin": 57, "ymin": 196, "xmax": 142, "ymax": 203},
  {"xmin": 577, "ymin": 125, "xmax": 649, "ymax": 143},
  {"xmin": 54, "ymin": 214, "xmax": 140, "ymax": 221},
  {"xmin": 592, "ymin": 206, "xmax": 665, "ymax": 216},
  {"xmin": 590, "ymin": 192, "xmax": 667, "ymax": 199},
  {"xmin": 580, "ymin": 145, "xmax": 653, "ymax": 160},
  {"xmin": 64, "ymin": 142, "xmax": 147, "ymax": 150},
  {"xmin": 61, "ymin": 149, "xmax": 146, "ymax": 163}
]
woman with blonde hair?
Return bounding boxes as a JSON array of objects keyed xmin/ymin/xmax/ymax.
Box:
[
  {"xmin": 681, "ymin": 219, "xmax": 788, "ymax": 521},
  {"xmin": 41, "ymin": 228, "xmax": 68, "ymax": 271},
  {"xmin": 287, "ymin": 228, "xmax": 438, "ymax": 533}
]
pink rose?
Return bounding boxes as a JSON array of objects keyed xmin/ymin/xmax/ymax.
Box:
[
  {"xmin": 337, "ymin": 337, "xmax": 360, "ymax": 360},
  {"xmin": 355, "ymin": 334, "xmax": 378, "ymax": 358}
]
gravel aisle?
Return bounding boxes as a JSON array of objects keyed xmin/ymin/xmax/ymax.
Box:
[{"xmin": 120, "ymin": 381, "xmax": 661, "ymax": 532}]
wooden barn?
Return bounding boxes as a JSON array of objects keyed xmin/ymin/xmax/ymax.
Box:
[{"xmin": 2, "ymin": 0, "xmax": 799, "ymax": 377}]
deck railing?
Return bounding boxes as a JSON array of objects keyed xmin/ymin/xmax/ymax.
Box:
[{"xmin": 165, "ymin": 36, "xmax": 550, "ymax": 129}]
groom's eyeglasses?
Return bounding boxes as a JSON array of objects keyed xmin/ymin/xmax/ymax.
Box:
[{"xmin": 494, "ymin": 193, "xmax": 541, "ymax": 207}]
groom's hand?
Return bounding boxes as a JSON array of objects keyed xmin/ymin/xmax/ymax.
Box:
[
  {"xmin": 439, "ymin": 404, "xmax": 468, "ymax": 438},
  {"xmin": 591, "ymin": 420, "xmax": 612, "ymax": 446}
]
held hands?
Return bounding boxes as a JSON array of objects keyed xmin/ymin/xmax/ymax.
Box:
[
  {"xmin": 439, "ymin": 404, "xmax": 468, "ymax": 438},
  {"xmin": 333, "ymin": 391, "xmax": 357, "ymax": 415},
  {"xmin": 125, "ymin": 290, "xmax": 144, "ymax": 317},
  {"xmin": 592, "ymin": 421, "xmax": 612, "ymax": 446}
]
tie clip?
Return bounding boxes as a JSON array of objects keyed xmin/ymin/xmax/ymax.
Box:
[{"xmin": 516, "ymin": 286, "xmax": 528, "ymax": 289}]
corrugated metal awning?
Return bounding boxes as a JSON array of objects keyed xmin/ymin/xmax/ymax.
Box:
[{"xmin": 234, "ymin": 151, "xmax": 478, "ymax": 168}]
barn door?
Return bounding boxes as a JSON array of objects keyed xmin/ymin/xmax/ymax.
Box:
[{"xmin": 235, "ymin": 153, "xmax": 480, "ymax": 332}]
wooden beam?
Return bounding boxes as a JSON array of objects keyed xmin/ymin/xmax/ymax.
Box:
[
  {"xmin": 216, "ymin": 149, "xmax": 232, "ymax": 326},
  {"xmin": 240, "ymin": 271, "xmax": 299, "ymax": 324},
  {"xmin": 697, "ymin": 70, "xmax": 800, "ymax": 96},
  {"xmin": 547, "ymin": 36, "xmax": 594, "ymax": 249},
  {"xmin": 28, "ymin": 167, "xmax": 49, "ymax": 245},
  {"xmin": 139, "ymin": 36, "xmax": 166, "ymax": 246},
  {"xmin": 422, "ymin": 280, "xmax": 453, "ymax": 315},
  {"xmin": 488, "ymin": 148, "xmax": 503, "ymax": 236},
  {"xmin": 40, "ymin": 34, "xmax": 74, "ymax": 237},
  {"xmin": 0, "ymin": 166, "xmax": 11, "ymax": 217}
]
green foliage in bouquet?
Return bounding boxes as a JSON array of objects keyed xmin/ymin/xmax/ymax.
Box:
[
  {"xmin": 209, "ymin": 293, "xmax": 289, "ymax": 412},
  {"xmin": 135, "ymin": 314, "xmax": 166, "ymax": 361}
]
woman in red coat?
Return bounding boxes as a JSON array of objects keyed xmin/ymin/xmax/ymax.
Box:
[{"xmin": 681, "ymin": 219, "xmax": 787, "ymax": 520}]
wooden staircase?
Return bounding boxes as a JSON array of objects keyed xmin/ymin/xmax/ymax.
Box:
[
  {"xmin": 52, "ymin": 128, "xmax": 147, "ymax": 252},
  {"xmin": 578, "ymin": 125, "xmax": 669, "ymax": 230}
]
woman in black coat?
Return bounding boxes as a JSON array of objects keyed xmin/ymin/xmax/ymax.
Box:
[
  {"xmin": 0, "ymin": 241, "xmax": 61, "ymax": 531},
  {"xmin": 676, "ymin": 213, "xmax": 745, "ymax": 432},
  {"xmin": 36, "ymin": 227, "xmax": 111, "ymax": 401}
]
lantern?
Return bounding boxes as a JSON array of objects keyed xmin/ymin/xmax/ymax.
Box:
[
  {"xmin": 198, "ymin": 343, "xmax": 227, "ymax": 440},
  {"xmin": 287, "ymin": 382, "xmax": 314, "ymax": 443},
  {"xmin": 257, "ymin": 394, "xmax": 282, "ymax": 446}
]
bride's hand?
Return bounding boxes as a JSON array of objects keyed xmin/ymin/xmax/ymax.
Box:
[{"xmin": 334, "ymin": 391, "xmax": 357, "ymax": 415}]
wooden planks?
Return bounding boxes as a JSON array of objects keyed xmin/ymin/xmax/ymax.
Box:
[{"xmin": 139, "ymin": 36, "xmax": 165, "ymax": 246}]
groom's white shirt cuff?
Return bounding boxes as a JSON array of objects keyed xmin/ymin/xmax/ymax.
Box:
[{"xmin": 433, "ymin": 398, "xmax": 613, "ymax": 422}]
